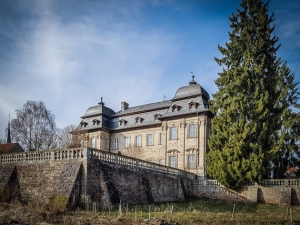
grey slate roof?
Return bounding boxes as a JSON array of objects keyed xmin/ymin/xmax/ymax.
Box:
[
  {"xmin": 77, "ymin": 77, "xmax": 211, "ymax": 131},
  {"xmin": 112, "ymin": 100, "xmax": 171, "ymax": 117},
  {"xmin": 82, "ymin": 102, "xmax": 115, "ymax": 118},
  {"xmin": 172, "ymin": 83, "xmax": 209, "ymax": 100}
]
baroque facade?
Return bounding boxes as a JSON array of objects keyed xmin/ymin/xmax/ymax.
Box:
[{"xmin": 76, "ymin": 76, "xmax": 213, "ymax": 177}]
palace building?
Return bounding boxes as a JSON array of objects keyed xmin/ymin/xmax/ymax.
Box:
[{"xmin": 75, "ymin": 76, "xmax": 213, "ymax": 177}]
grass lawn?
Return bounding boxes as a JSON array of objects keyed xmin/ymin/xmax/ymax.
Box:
[
  {"xmin": 99, "ymin": 197, "xmax": 300, "ymax": 224},
  {"xmin": 1, "ymin": 197, "xmax": 299, "ymax": 224}
]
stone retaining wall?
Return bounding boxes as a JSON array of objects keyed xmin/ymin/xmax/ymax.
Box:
[
  {"xmin": 190, "ymin": 184, "xmax": 247, "ymax": 203},
  {"xmin": 0, "ymin": 149, "xmax": 194, "ymax": 210},
  {"xmin": 87, "ymin": 158, "xmax": 187, "ymax": 207},
  {"xmin": 0, "ymin": 160, "xmax": 83, "ymax": 209}
]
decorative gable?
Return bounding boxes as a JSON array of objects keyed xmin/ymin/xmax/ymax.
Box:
[
  {"xmin": 92, "ymin": 119, "xmax": 100, "ymax": 125},
  {"xmin": 171, "ymin": 104, "xmax": 181, "ymax": 112},
  {"xmin": 80, "ymin": 121, "xmax": 88, "ymax": 127},
  {"xmin": 188, "ymin": 101, "xmax": 198, "ymax": 110},
  {"xmin": 119, "ymin": 119, "xmax": 127, "ymax": 126},
  {"xmin": 154, "ymin": 114, "xmax": 161, "ymax": 120},
  {"xmin": 135, "ymin": 117, "xmax": 143, "ymax": 123}
]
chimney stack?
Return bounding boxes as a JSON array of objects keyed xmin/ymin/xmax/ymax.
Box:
[{"xmin": 121, "ymin": 101, "xmax": 129, "ymax": 111}]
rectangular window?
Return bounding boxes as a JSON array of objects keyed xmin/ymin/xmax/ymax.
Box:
[
  {"xmin": 114, "ymin": 138, "xmax": 118, "ymax": 149},
  {"xmin": 169, "ymin": 155, "xmax": 177, "ymax": 168},
  {"xmin": 136, "ymin": 135, "xmax": 141, "ymax": 147},
  {"xmin": 124, "ymin": 137, "xmax": 130, "ymax": 148},
  {"xmin": 106, "ymin": 139, "xmax": 108, "ymax": 149},
  {"xmin": 91, "ymin": 138, "xmax": 96, "ymax": 148},
  {"xmin": 187, "ymin": 154, "xmax": 196, "ymax": 169},
  {"xmin": 170, "ymin": 127, "xmax": 177, "ymax": 140},
  {"xmin": 159, "ymin": 133, "xmax": 162, "ymax": 145},
  {"xmin": 147, "ymin": 134, "xmax": 153, "ymax": 146},
  {"xmin": 189, "ymin": 124, "xmax": 196, "ymax": 138}
]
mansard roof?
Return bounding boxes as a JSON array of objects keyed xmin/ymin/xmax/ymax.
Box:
[
  {"xmin": 172, "ymin": 79, "xmax": 209, "ymax": 101},
  {"xmin": 112, "ymin": 100, "xmax": 171, "ymax": 117},
  {"xmin": 82, "ymin": 102, "xmax": 115, "ymax": 118},
  {"xmin": 77, "ymin": 76, "xmax": 212, "ymax": 132}
]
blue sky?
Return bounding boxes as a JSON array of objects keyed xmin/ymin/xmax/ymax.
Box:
[{"xmin": 0, "ymin": 0, "xmax": 299, "ymax": 140}]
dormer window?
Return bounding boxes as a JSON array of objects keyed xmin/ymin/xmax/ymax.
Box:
[
  {"xmin": 172, "ymin": 104, "xmax": 181, "ymax": 112},
  {"xmin": 92, "ymin": 119, "xmax": 100, "ymax": 125},
  {"xmin": 188, "ymin": 101, "xmax": 198, "ymax": 110},
  {"xmin": 135, "ymin": 117, "xmax": 143, "ymax": 123},
  {"xmin": 154, "ymin": 114, "xmax": 161, "ymax": 120},
  {"xmin": 119, "ymin": 119, "xmax": 127, "ymax": 126},
  {"xmin": 80, "ymin": 121, "xmax": 88, "ymax": 127}
]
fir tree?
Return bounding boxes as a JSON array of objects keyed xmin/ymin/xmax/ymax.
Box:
[{"xmin": 206, "ymin": 0, "xmax": 299, "ymax": 189}]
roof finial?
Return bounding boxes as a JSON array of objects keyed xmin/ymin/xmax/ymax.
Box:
[
  {"xmin": 98, "ymin": 96, "xmax": 105, "ymax": 105},
  {"xmin": 189, "ymin": 72, "xmax": 197, "ymax": 85}
]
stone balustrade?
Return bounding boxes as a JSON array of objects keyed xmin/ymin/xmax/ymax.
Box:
[
  {"xmin": 191, "ymin": 179, "xmax": 300, "ymax": 187},
  {"xmin": 0, "ymin": 148, "xmax": 86, "ymax": 163},
  {"xmin": 261, "ymin": 179, "xmax": 300, "ymax": 187},
  {"xmin": 89, "ymin": 148, "xmax": 197, "ymax": 178},
  {"xmin": 192, "ymin": 179, "xmax": 220, "ymax": 186},
  {"xmin": 0, "ymin": 148, "xmax": 197, "ymax": 179}
]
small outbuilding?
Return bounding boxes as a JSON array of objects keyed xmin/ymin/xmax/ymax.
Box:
[{"xmin": 0, "ymin": 143, "xmax": 25, "ymax": 154}]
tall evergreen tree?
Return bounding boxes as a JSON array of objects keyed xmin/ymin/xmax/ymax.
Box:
[{"xmin": 206, "ymin": 0, "xmax": 299, "ymax": 189}]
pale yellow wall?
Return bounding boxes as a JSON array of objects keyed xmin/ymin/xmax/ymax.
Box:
[{"xmin": 86, "ymin": 114, "xmax": 211, "ymax": 176}]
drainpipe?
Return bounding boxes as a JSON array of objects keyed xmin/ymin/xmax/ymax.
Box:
[
  {"xmin": 165, "ymin": 120, "xmax": 168, "ymax": 166},
  {"xmin": 183, "ymin": 118, "xmax": 186, "ymax": 170},
  {"xmin": 109, "ymin": 131, "xmax": 111, "ymax": 152},
  {"xmin": 203, "ymin": 117, "xmax": 207, "ymax": 178},
  {"xmin": 197, "ymin": 112, "xmax": 200, "ymax": 168}
]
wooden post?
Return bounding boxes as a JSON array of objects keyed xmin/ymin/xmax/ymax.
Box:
[
  {"xmin": 118, "ymin": 200, "xmax": 122, "ymax": 217},
  {"xmin": 169, "ymin": 205, "xmax": 174, "ymax": 223},
  {"xmin": 231, "ymin": 204, "xmax": 236, "ymax": 220}
]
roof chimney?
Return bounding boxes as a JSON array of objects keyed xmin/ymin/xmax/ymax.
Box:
[{"xmin": 121, "ymin": 101, "xmax": 129, "ymax": 111}]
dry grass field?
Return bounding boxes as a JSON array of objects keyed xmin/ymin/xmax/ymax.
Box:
[{"xmin": 1, "ymin": 197, "xmax": 300, "ymax": 225}]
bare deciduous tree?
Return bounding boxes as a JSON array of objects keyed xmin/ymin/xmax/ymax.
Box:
[
  {"xmin": 57, "ymin": 124, "xmax": 86, "ymax": 149},
  {"xmin": 122, "ymin": 144, "xmax": 143, "ymax": 159},
  {"xmin": 11, "ymin": 100, "xmax": 58, "ymax": 151},
  {"xmin": 57, "ymin": 124, "xmax": 75, "ymax": 149},
  {"xmin": 0, "ymin": 138, "xmax": 6, "ymax": 145}
]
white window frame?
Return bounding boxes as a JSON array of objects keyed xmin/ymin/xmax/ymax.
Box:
[
  {"xmin": 187, "ymin": 154, "xmax": 196, "ymax": 169},
  {"xmin": 114, "ymin": 138, "xmax": 118, "ymax": 149},
  {"xmin": 170, "ymin": 126, "xmax": 177, "ymax": 140},
  {"xmin": 169, "ymin": 155, "xmax": 177, "ymax": 168},
  {"xmin": 189, "ymin": 124, "xmax": 196, "ymax": 138},
  {"xmin": 124, "ymin": 137, "xmax": 130, "ymax": 148},
  {"xmin": 136, "ymin": 135, "xmax": 141, "ymax": 147},
  {"xmin": 105, "ymin": 139, "xmax": 109, "ymax": 149},
  {"xmin": 91, "ymin": 138, "xmax": 96, "ymax": 148},
  {"xmin": 159, "ymin": 133, "xmax": 162, "ymax": 145},
  {"xmin": 147, "ymin": 134, "xmax": 153, "ymax": 146}
]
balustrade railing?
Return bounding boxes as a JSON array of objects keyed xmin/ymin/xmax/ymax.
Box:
[
  {"xmin": 89, "ymin": 148, "xmax": 197, "ymax": 178},
  {"xmin": 0, "ymin": 148, "xmax": 86, "ymax": 163},
  {"xmin": 261, "ymin": 179, "xmax": 300, "ymax": 187},
  {"xmin": 191, "ymin": 179, "xmax": 300, "ymax": 187},
  {"xmin": 192, "ymin": 179, "xmax": 220, "ymax": 186},
  {"xmin": 0, "ymin": 148, "xmax": 197, "ymax": 179}
]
